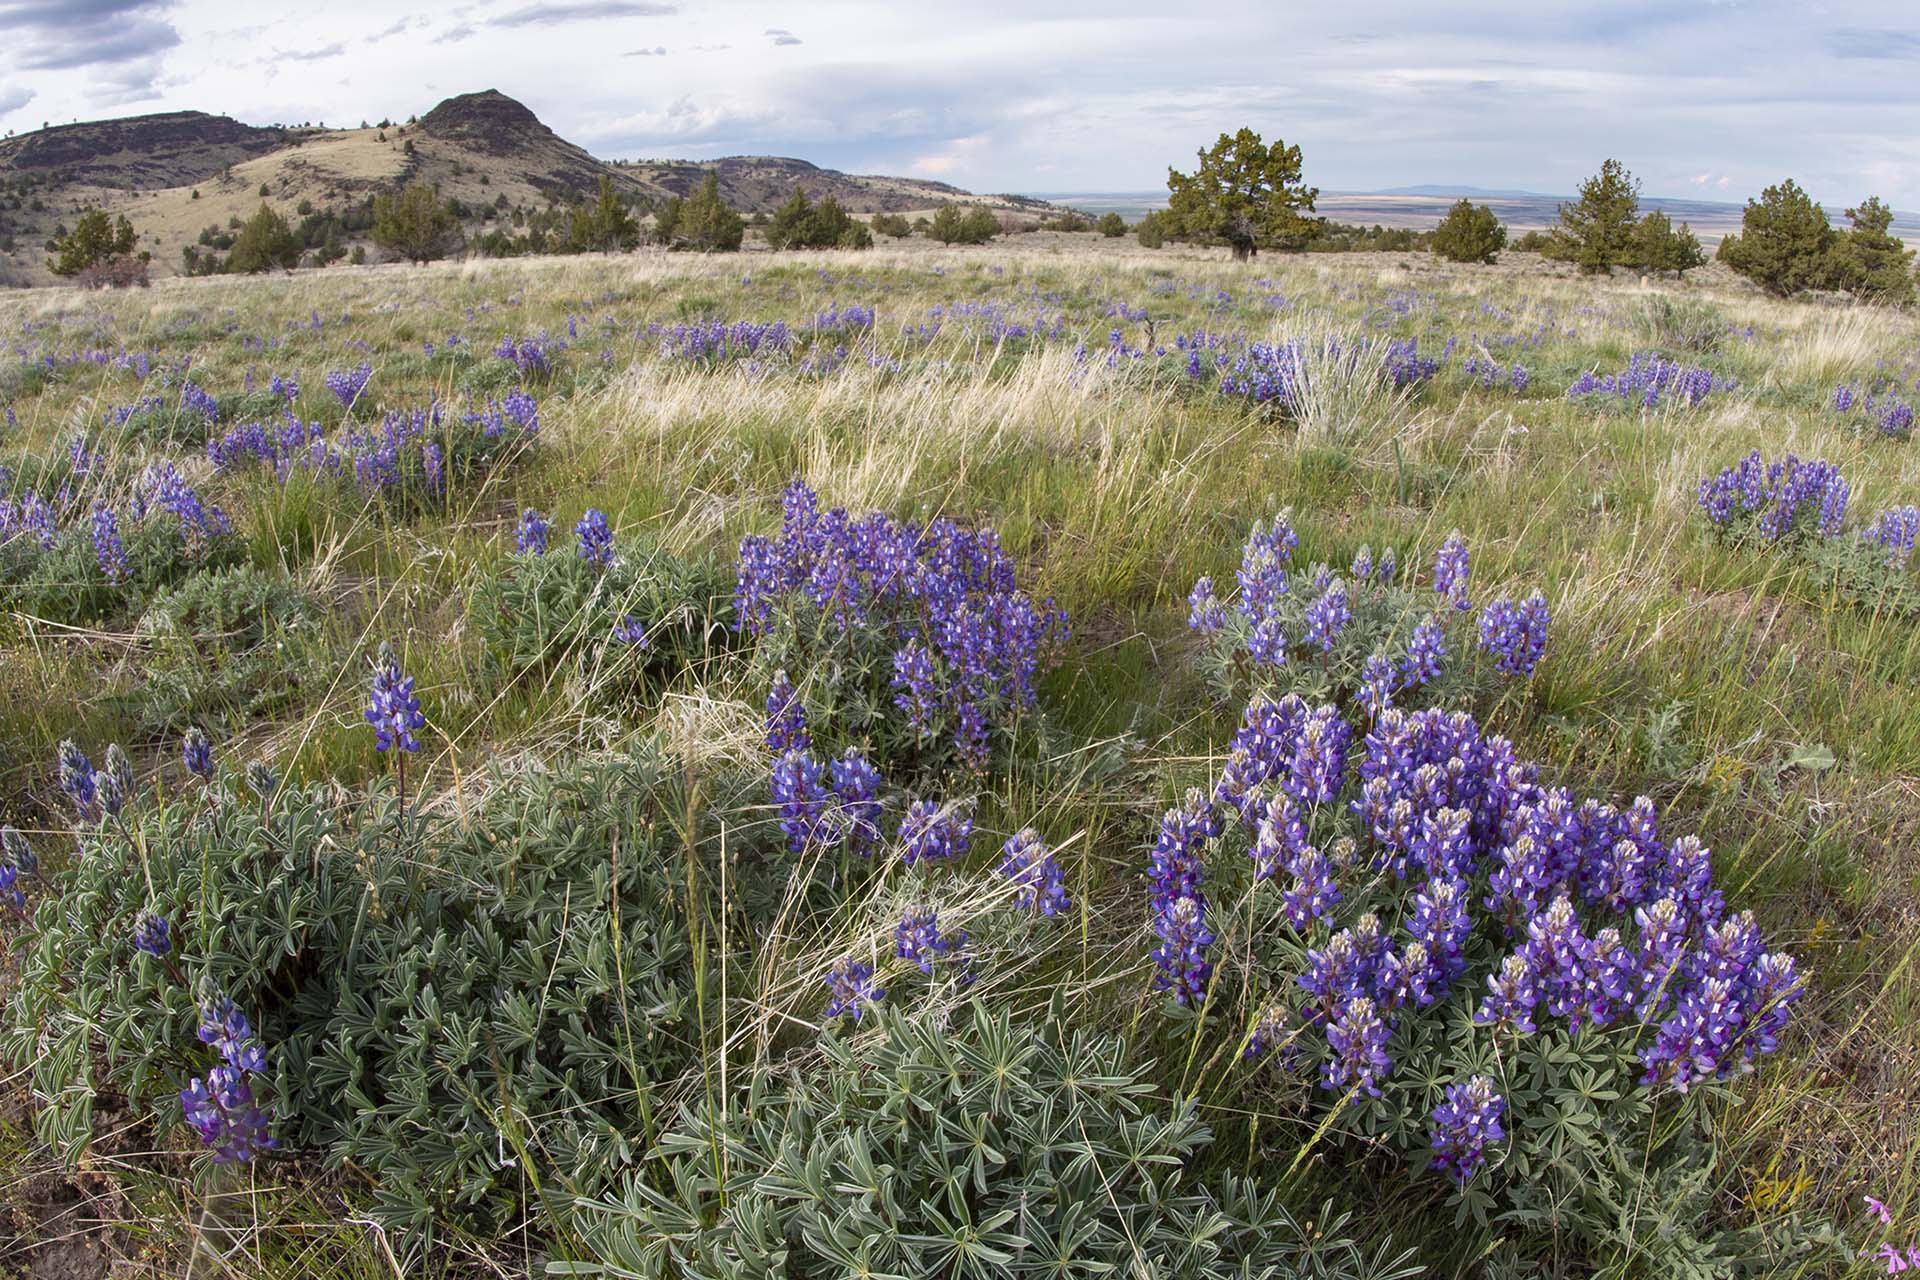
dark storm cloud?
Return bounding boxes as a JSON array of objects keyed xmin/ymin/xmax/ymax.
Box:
[{"xmin": 490, "ymin": 1, "xmax": 675, "ymax": 28}]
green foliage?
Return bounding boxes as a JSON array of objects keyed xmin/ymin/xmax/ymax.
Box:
[
  {"xmin": 372, "ymin": 181, "xmax": 463, "ymax": 264},
  {"xmin": 0, "ymin": 508, "xmax": 243, "ymax": 626},
  {"xmin": 1717, "ymin": 179, "xmax": 1835, "ymax": 297},
  {"xmin": 471, "ymin": 535, "xmax": 733, "ymax": 696},
  {"xmin": 227, "ymin": 203, "xmax": 301, "ymax": 274},
  {"xmin": 1429, "ymin": 199, "xmax": 1506, "ymax": 264},
  {"xmin": 1136, "ymin": 209, "xmax": 1168, "ymax": 248},
  {"xmin": 130, "ymin": 564, "xmax": 326, "ymax": 734},
  {"xmin": 1626, "ymin": 209, "xmax": 1705, "ymax": 275},
  {"xmin": 1165, "ymin": 128, "xmax": 1320, "ymax": 259},
  {"xmin": 929, "ymin": 204, "xmax": 1000, "ymax": 246},
  {"xmin": 7, "ymin": 751, "xmax": 713, "ymax": 1242},
  {"xmin": 1096, "ymin": 211, "xmax": 1127, "ymax": 237},
  {"xmin": 764, "ymin": 189, "xmax": 872, "ymax": 250},
  {"xmin": 868, "ymin": 212, "xmax": 911, "ymax": 239},
  {"xmin": 560, "ymin": 1001, "xmax": 1422, "ymax": 1280},
  {"xmin": 1550, "ymin": 159, "xmax": 1640, "ymax": 273},
  {"xmin": 657, "ymin": 175, "xmax": 744, "ymax": 252},
  {"xmin": 47, "ymin": 206, "xmax": 137, "ymax": 277},
  {"xmin": 567, "ymin": 177, "xmax": 642, "ymax": 255},
  {"xmin": 1826, "ymin": 196, "xmax": 1916, "ymax": 304}
]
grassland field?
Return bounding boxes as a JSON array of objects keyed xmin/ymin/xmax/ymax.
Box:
[{"xmin": 0, "ymin": 234, "xmax": 1914, "ymax": 1278}]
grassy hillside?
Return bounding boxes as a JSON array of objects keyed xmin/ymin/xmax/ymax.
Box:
[
  {"xmin": 0, "ymin": 239, "xmax": 1912, "ymax": 1276},
  {"xmin": 0, "ymin": 92, "xmax": 1049, "ymax": 286}
]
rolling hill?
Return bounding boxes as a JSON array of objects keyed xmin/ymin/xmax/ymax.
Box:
[{"xmin": 0, "ymin": 90, "xmax": 1044, "ymax": 285}]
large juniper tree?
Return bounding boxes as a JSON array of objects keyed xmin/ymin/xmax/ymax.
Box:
[{"xmin": 1165, "ymin": 128, "xmax": 1320, "ymax": 260}]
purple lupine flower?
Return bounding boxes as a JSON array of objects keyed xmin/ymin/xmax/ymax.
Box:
[
  {"xmin": 1359, "ymin": 654, "xmax": 1396, "ymax": 718},
  {"xmin": 1298, "ymin": 931, "xmax": 1366, "ymax": 1022},
  {"xmin": 1303, "ymin": 581, "xmax": 1352, "ymax": 653},
  {"xmin": 501, "ymin": 388, "xmax": 539, "ymax": 434},
  {"xmin": 1742, "ymin": 951, "xmax": 1803, "ymax": 1063},
  {"xmin": 420, "ymin": 441, "xmax": 444, "ymax": 496},
  {"xmin": 1377, "ymin": 547, "xmax": 1397, "ymax": 584},
  {"xmin": 1521, "ymin": 895, "xmax": 1594, "ymax": 1028},
  {"xmin": 1152, "ymin": 895, "xmax": 1214, "ymax": 1005},
  {"xmin": 325, "ymin": 362, "xmax": 372, "ymax": 411},
  {"xmin": 823, "ymin": 956, "xmax": 885, "ymax": 1020},
  {"xmin": 889, "ymin": 641, "xmax": 940, "ymax": 738},
  {"xmin": 1245, "ymin": 1001, "xmax": 1294, "ymax": 1064},
  {"xmin": 1322, "ymin": 995, "xmax": 1392, "ymax": 1101},
  {"xmin": 2, "ymin": 825, "xmax": 37, "ymax": 879},
  {"xmin": 1187, "ymin": 576, "xmax": 1226, "ymax": 632},
  {"xmin": 1401, "ymin": 616, "xmax": 1447, "ymax": 687},
  {"xmin": 514, "ymin": 508, "xmax": 550, "ymax": 555},
  {"xmin": 1408, "ymin": 877, "xmax": 1473, "ymax": 989},
  {"xmin": 180, "ymin": 1066, "xmax": 277, "ymax": 1164},
  {"xmin": 1235, "ymin": 516, "xmax": 1297, "ymax": 621},
  {"xmin": 364, "ymin": 652, "xmax": 425, "ymax": 753},
  {"xmin": 1430, "ymin": 1075, "xmax": 1505, "ymax": 1185},
  {"xmin": 895, "ymin": 905, "xmax": 961, "ymax": 975},
  {"xmin": 1149, "ymin": 788, "xmax": 1218, "ymax": 915},
  {"xmin": 97, "ymin": 744, "xmax": 134, "ymax": 821},
  {"xmin": 1282, "ymin": 848, "xmax": 1342, "ymax": 928},
  {"xmin": 1350, "ymin": 547, "xmax": 1373, "ymax": 580},
  {"xmin": 1641, "ymin": 976, "xmax": 1743, "ymax": 1091},
  {"xmin": 1478, "ymin": 593, "xmax": 1550, "ymax": 676},
  {"xmin": 1862, "ymin": 505, "xmax": 1919, "ymax": 568},
  {"xmin": 1252, "ymin": 790, "xmax": 1307, "ymax": 882},
  {"xmin": 1832, "ymin": 384, "xmax": 1855, "ymax": 413},
  {"xmin": 132, "ymin": 910, "xmax": 171, "ymax": 957},
  {"xmin": 1286, "ymin": 706, "xmax": 1351, "ymax": 807},
  {"xmin": 826, "ymin": 747, "xmax": 884, "ymax": 855},
  {"xmin": 1000, "ymin": 827, "xmax": 1069, "ymax": 916},
  {"xmin": 771, "ymin": 749, "xmax": 828, "ymax": 852},
  {"xmin": 180, "ymin": 381, "xmax": 219, "ymax": 422},
  {"xmin": 575, "ymin": 508, "xmax": 614, "ymax": 567},
  {"xmin": 899, "ymin": 798, "xmax": 972, "ymax": 866},
  {"xmin": 1245, "ymin": 614, "xmax": 1289, "ymax": 667},
  {"xmin": 1474, "ymin": 953, "xmax": 1540, "ymax": 1034},
  {"xmin": 1433, "ymin": 532, "xmax": 1471, "ymax": 610},
  {"xmin": 1634, "ymin": 895, "xmax": 1691, "ymax": 1017},
  {"xmin": 765, "ymin": 670, "xmax": 810, "ymax": 753},
  {"xmin": 612, "ymin": 614, "xmax": 649, "ymax": 647},
  {"xmin": 91, "ymin": 505, "xmax": 128, "ymax": 584},
  {"xmin": 57, "ymin": 740, "xmax": 98, "ymax": 819},
  {"xmin": 1376, "ymin": 940, "xmax": 1442, "ymax": 1010},
  {"xmin": 181, "ymin": 987, "xmax": 277, "ymax": 1163}
]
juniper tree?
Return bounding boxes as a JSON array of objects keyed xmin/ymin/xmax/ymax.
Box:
[
  {"xmin": 1627, "ymin": 209, "xmax": 1706, "ymax": 275},
  {"xmin": 372, "ymin": 181, "xmax": 462, "ymax": 264},
  {"xmin": 227, "ymin": 203, "xmax": 301, "ymax": 273},
  {"xmin": 1430, "ymin": 198, "xmax": 1507, "ymax": 264},
  {"xmin": 1717, "ymin": 179, "xmax": 1836, "ymax": 296},
  {"xmin": 47, "ymin": 207, "xmax": 138, "ymax": 277},
  {"xmin": 1552, "ymin": 159, "xmax": 1640, "ymax": 273},
  {"xmin": 1165, "ymin": 128, "xmax": 1320, "ymax": 260}
]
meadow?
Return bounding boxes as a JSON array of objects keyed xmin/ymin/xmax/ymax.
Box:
[{"xmin": 0, "ymin": 235, "xmax": 1915, "ymax": 1278}]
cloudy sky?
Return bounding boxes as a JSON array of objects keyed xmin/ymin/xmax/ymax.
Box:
[{"xmin": 1, "ymin": 0, "xmax": 1916, "ymax": 206}]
